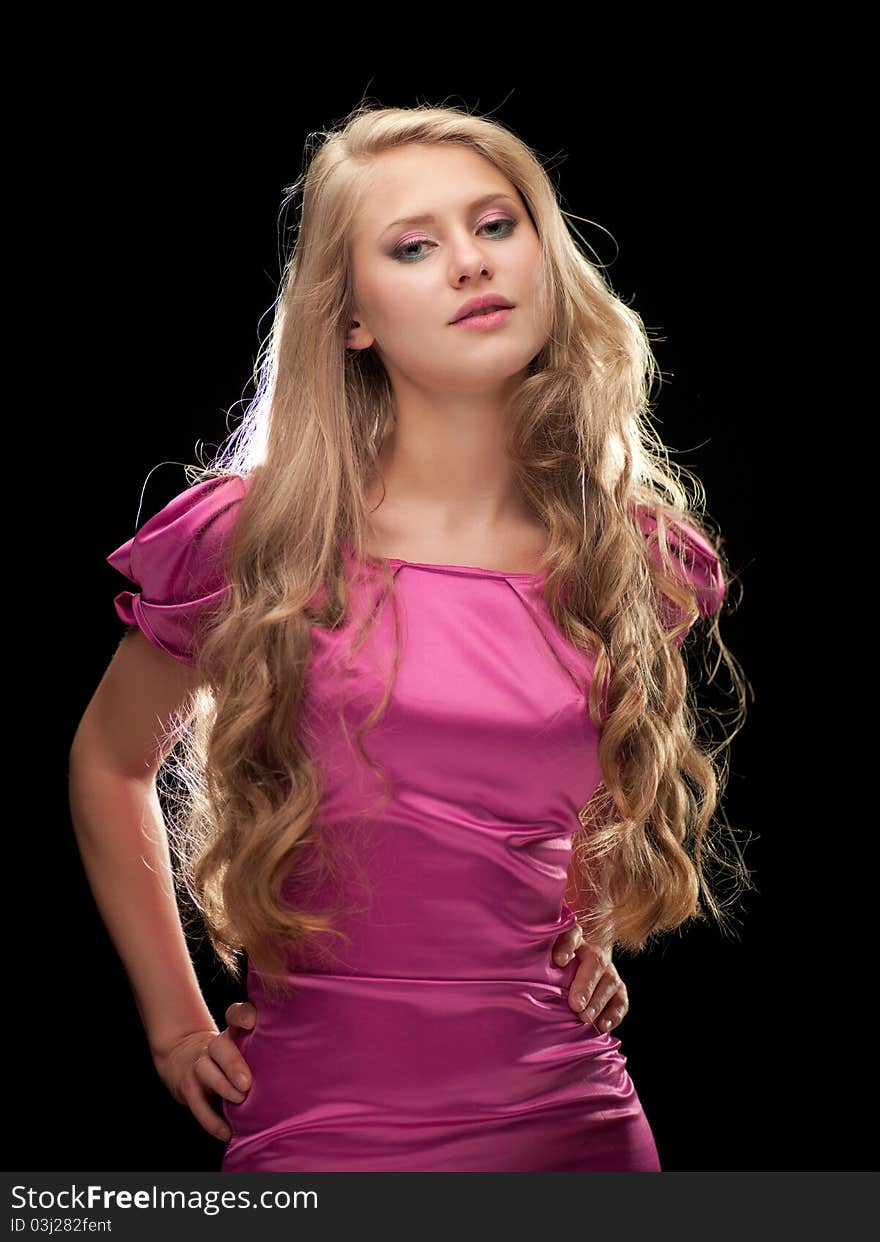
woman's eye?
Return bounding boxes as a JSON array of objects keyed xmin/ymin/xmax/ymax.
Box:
[{"xmin": 391, "ymin": 217, "xmax": 518, "ymax": 263}]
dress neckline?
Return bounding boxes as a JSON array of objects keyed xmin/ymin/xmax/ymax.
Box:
[
  {"xmin": 386, "ymin": 555, "xmax": 545, "ymax": 581},
  {"xmin": 342, "ymin": 540, "xmax": 545, "ymax": 582}
]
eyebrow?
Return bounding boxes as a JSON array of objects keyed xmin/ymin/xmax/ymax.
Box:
[{"xmin": 379, "ymin": 192, "xmax": 519, "ymax": 238}]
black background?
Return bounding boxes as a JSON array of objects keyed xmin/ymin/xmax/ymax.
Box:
[{"xmin": 22, "ymin": 52, "xmax": 869, "ymax": 1176}]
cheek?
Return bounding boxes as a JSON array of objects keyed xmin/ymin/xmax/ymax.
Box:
[
  {"xmin": 516, "ymin": 247, "xmax": 550, "ymax": 333},
  {"xmin": 514, "ymin": 237, "xmax": 544, "ymax": 287},
  {"xmin": 370, "ymin": 278, "xmax": 441, "ymax": 340}
]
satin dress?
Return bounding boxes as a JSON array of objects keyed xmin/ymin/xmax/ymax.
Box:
[{"xmin": 106, "ymin": 473, "xmax": 725, "ymax": 1173}]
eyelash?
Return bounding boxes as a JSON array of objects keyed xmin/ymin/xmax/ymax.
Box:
[{"xmin": 390, "ymin": 216, "xmax": 519, "ymax": 263}]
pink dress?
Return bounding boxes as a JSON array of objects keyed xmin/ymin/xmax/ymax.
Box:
[{"xmin": 106, "ymin": 474, "xmax": 725, "ymax": 1173}]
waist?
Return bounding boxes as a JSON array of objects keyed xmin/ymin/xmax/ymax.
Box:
[{"xmin": 223, "ymin": 969, "xmax": 627, "ymax": 1156}]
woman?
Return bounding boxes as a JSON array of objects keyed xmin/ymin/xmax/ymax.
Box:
[{"xmin": 70, "ymin": 103, "xmax": 747, "ymax": 1172}]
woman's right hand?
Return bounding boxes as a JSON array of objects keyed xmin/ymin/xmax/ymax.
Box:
[{"xmin": 152, "ymin": 1001, "xmax": 258, "ymax": 1142}]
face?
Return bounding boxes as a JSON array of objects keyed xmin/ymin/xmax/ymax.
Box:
[{"xmin": 347, "ymin": 144, "xmax": 549, "ymax": 392}]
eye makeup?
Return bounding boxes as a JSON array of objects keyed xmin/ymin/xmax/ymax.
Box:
[{"xmin": 390, "ymin": 215, "xmax": 519, "ymax": 263}]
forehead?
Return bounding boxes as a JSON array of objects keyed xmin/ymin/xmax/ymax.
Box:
[{"xmin": 353, "ymin": 144, "xmax": 518, "ymax": 241}]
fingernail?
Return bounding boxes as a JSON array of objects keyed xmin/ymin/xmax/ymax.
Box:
[
  {"xmin": 575, "ymin": 995, "xmax": 587, "ymax": 1011},
  {"xmin": 586, "ymin": 1006, "xmax": 596, "ymax": 1019},
  {"xmin": 236, "ymin": 1073, "xmax": 250, "ymax": 1089},
  {"xmin": 557, "ymin": 951, "xmax": 572, "ymax": 964}
]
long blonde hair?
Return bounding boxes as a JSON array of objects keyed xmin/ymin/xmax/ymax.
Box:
[{"xmin": 157, "ymin": 102, "xmax": 750, "ymax": 1001}]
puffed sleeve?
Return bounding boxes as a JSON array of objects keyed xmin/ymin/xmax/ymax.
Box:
[
  {"xmin": 106, "ymin": 473, "xmax": 249, "ymax": 667},
  {"xmin": 634, "ymin": 504, "xmax": 726, "ymax": 647}
]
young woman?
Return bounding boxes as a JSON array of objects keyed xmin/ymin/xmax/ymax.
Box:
[{"xmin": 70, "ymin": 103, "xmax": 746, "ymax": 1173}]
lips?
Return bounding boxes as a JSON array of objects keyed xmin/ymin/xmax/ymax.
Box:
[{"xmin": 450, "ymin": 294, "xmax": 515, "ymax": 323}]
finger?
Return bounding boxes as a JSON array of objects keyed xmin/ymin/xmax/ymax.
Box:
[
  {"xmin": 595, "ymin": 997, "xmax": 628, "ymax": 1032},
  {"xmin": 194, "ymin": 1045, "xmax": 250, "ymax": 1102},
  {"xmin": 553, "ymin": 924, "xmax": 585, "ymax": 965},
  {"xmin": 568, "ymin": 956, "xmax": 607, "ymax": 1014},
  {"xmin": 207, "ymin": 1031, "xmax": 254, "ymax": 1094},
  {"xmin": 180, "ymin": 1077, "xmax": 233, "ymax": 1142},
  {"xmin": 226, "ymin": 1001, "xmax": 256, "ymax": 1030},
  {"xmin": 579, "ymin": 976, "xmax": 622, "ymax": 1025}
]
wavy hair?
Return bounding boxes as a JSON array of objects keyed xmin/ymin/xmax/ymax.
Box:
[{"xmin": 156, "ymin": 102, "xmax": 751, "ymax": 1002}]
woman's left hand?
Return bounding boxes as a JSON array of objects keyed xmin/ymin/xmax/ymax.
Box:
[{"xmin": 552, "ymin": 924, "xmax": 629, "ymax": 1032}]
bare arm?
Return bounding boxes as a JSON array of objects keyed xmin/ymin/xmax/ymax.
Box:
[{"xmin": 68, "ymin": 629, "xmax": 216, "ymax": 1056}]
